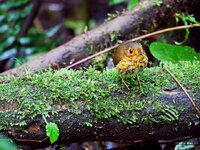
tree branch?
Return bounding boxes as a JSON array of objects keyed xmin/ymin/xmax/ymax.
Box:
[
  {"xmin": 0, "ymin": 61, "xmax": 200, "ymax": 148},
  {"xmin": 1, "ymin": 0, "xmax": 199, "ymax": 76}
]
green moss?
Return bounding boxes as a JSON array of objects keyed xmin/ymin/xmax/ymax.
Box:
[
  {"xmin": 153, "ymin": 0, "xmax": 163, "ymax": 6},
  {"xmin": 0, "ymin": 61, "xmax": 199, "ymax": 129}
]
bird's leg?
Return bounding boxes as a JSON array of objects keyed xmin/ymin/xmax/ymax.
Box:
[
  {"xmin": 136, "ymin": 74, "xmax": 144, "ymax": 93},
  {"xmin": 120, "ymin": 74, "xmax": 130, "ymax": 90}
]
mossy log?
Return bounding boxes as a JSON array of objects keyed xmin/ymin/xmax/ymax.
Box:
[
  {"xmin": 0, "ymin": 62, "xmax": 200, "ymax": 148},
  {"xmin": 1, "ymin": 0, "xmax": 199, "ymax": 76}
]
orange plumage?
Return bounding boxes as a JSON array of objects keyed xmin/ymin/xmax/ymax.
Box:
[{"xmin": 113, "ymin": 41, "xmax": 148, "ymax": 74}]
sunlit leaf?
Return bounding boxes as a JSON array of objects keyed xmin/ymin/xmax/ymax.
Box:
[
  {"xmin": 0, "ymin": 24, "xmax": 9, "ymax": 33},
  {"xmin": 175, "ymin": 142, "xmax": 194, "ymax": 150},
  {"xmin": 0, "ymin": 15, "xmax": 5, "ymax": 22},
  {"xmin": 0, "ymin": 135, "xmax": 17, "ymax": 150},
  {"xmin": 149, "ymin": 42, "xmax": 200, "ymax": 63},
  {"xmin": 19, "ymin": 37, "xmax": 31, "ymax": 45},
  {"xmin": 7, "ymin": 5, "xmax": 31, "ymax": 21},
  {"xmin": 127, "ymin": 0, "xmax": 138, "ymax": 10},
  {"xmin": 65, "ymin": 20, "xmax": 85, "ymax": 35},
  {"xmin": 0, "ymin": 0, "xmax": 29, "ymax": 10},
  {"xmin": 46, "ymin": 122, "xmax": 59, "ymax": 144},
  {"xmin": 0, "ymin": 48, "xmax": 16, "ymax": 61},
  {"xmin": 109, "ymin": 0, "xmax": 124, "ymax": 6},
  {"xmin": 0, "ymin": 37, "xmax": 16, "ymax": 52},
  {"xmin": 45, "ymin": 25, "xmax": 61, "ymax": 37}
]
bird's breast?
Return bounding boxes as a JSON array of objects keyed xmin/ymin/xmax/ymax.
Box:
[{"xmin": 116, "ymin": 55, "xmax": 148, "ymax": 74}]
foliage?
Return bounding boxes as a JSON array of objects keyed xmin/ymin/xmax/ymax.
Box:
[
  {"xmin": 175, "ymin": 142, "xmax": 194, "ymax": 150},
  {"xmin": 108, "ymin": 0, "xmax": 138, "ymax": 9},
  {"xmin": 109, "ymin": 0, "xmax": 124, "ymax": 6},
  {"xmin": 0, "ymin": 1, "xmax": 59, "ymax": 68},
  {"xmin": 64, "ymin": 19, "xmax": 96, "ymax": 35},
  {"xmin": 105, "ymin": 11, "xmax": 120, "ymax": 22},
  {"xmin": 42, "ymin": 114, "xmax": 60, "ymax": 144},
  {"xmin": 46, "ymin": 122, "xmax": 59, "ymax": 144},
  {"xmin": 149, "ymin": 42, "xmax": 200, "ymax": 63},
  {"xmin": 153, "ymin": 0, "xmax": 163, "ymax": 6},
  {"xmin": 127, "ymin": 0, "xmax": 138, "ymax": 10},
  {"xmin": 175, "ymin": 13, "xmax": 200, "ymax": 45},
  {"xmin": 0, "ymin": 135, "xmax": 17, "ymax": 150}
]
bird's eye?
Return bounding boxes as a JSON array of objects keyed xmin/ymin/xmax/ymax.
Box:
[{"xmin": 129, "ymin": 49, "xmax": 133, "ymax": 54}]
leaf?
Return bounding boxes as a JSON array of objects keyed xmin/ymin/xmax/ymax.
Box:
[
  {"xmin": 176, "ymin": 13, "xmax": 200, "ymax": 24},
  {"xmin": 64, "ymin": 20, "xmax": 85, "ymax": 35},
  {"xmin": 7, "ymin": 5, "xmax": 31, "ymax": 21},
  {"xmin": 149, "ymin": 42, "xmax": 200, "ymax": 63},
  {"xmin": 46, "ymin": 122, "xmax": 59, "ymax": 144},
  {"xmin": 0, "ymin": 24, "xmax": 9, "ymax": 33},
  {"xmin": 109, "ymin": 0, "xmax": 124, "ymax": 6},
  {"xmin": 0, "ymin": 135, "xmax": 17, "ymax": 150},
  {"xmin": 175, "ymin": 13, "xmax": 200, "ymax": 44},
  {"xmin": 0, "ymin": 0, "xmax": 29, "ymax": 10},
  {"xmin": 0, "ymin": 15, "xmax": 5, "ymax": 22},
  {"xmin": 127, "ymin": 0, "xmax": 138, "ymax": 10},
  {"xmin": 0, "ymin": 37, "xmax": 16, "ymax": 53},
  {"xmin": 19, "ymin": 37, "xmax": 31, "ymax": 45},
  {"xmin": 45, "ymin": 25, "xmax": 61, "ymax": 38},
  {"xmin": 0, "ymin": 48, "xmax": 16, "ymax": 61}
]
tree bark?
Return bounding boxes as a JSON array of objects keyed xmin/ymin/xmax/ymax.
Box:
[
  {"xmin": 1, "ymin": 0, "xmax": 199, "ymax": 76},
  {"xmin": 0, "ymin": 62, "xmax": 200, "ymax": 148},
  {"xmin": 2, "ymin": 85, "xmax": 200, "ymax": 148}
]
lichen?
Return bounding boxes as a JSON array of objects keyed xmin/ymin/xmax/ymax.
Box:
[{"xmin": 0, "ymin": 61, "xmax": 199, "ymax": 129}]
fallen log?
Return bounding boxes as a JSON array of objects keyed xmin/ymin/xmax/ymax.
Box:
[
  {"xmin": 1, "ymin": 0, "xmax": 199, "ymax": 76},
  {"xmin": 0, "ymin": 61, "xmax": 200, "ymax": 148}
]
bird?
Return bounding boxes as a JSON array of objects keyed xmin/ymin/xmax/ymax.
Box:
[{"xmin": 112, "ymin": 41, "xmax": 148, "ymax": 90}]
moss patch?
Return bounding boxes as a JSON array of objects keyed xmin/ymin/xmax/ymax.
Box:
[{"xmin": 0, "ymin": 61, "xmax": 199, "ymax": 129}]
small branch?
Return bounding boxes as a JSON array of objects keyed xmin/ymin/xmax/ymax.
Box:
[
  {"xmin": 66, "ymin": 45, "xmax": 118, "ymax": 69},
  {"xmin": 127, "ymin": 24, "xmax": 200, "ymax": 43},
  {"xmin": 67, "ymin": 24, "xmax": 200, "ymax": 69},
  {"xmin": 18, "ymin": 0, "xmax": 43, "ymax": 36},
  {"xmin": 164, "ymin": 66, "xmax": 200, "ymax": 116}
]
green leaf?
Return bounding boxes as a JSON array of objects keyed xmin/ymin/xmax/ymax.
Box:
[
  {"xmin": 175, "ymin": 13, "xmax": 200, "ymax": 44},
  {"xmin": 65, "ymin": 20, "xmax": 85, "ymax": 35},
  {"xmin": 45, "ymin": 25, "xmax": 61, "ymax": 37},
  {"xmin": 0, "ymin": 48, "xmax": 16, "ymax": 61},
  {"xmin": 19, "ymin": 37, "xmax": 31, "ymax": 45},
  {"xmin": 0, "ymin": 15, "xmax": 5, "ymax": 22},
  {"xmin": 0, "ymin": 24, "xmax": 9, "ymax": 33},
  {"xmin": 149, "ymin": 42, "xmax": 200, "ymax": 63},
  {"xmin": 7, "ymin": 5, "xmax": 31, "ymax": 21},
  {"xmin": 176, "ymin": 13, "xmax": 200, "ymax": 24},
  {"xmin": 153, "ymin": 0, "xmax": 163, "ymax": 6},
  {"xmin": 109, "ymin": 0, "xmax": 124, "ymax": 6},
  {"xmin": 0, "ymin": 37, "xmax": 16, "ymax": 52},
  {"xmin": 127, "ymin": 0, "xmax": 138, "ymax": 10},
  {"xmin": 0, "ymin": 135, "xmax": 17, "ymax": 150},
  {"xmin": 0, "ymin": 0, "xmax": 29, "ymax": 10},
  {"xmin": 46, "ymin": 122, "xmax": 59, "ymax": 144}
]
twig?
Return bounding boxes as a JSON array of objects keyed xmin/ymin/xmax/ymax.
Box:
[
  {"xmin": 127, "ymin": 24, "xmax": 200, "ymax": 43},
  {"xmin": 66, "ymin": 45, "xmax": 118, "ymax": 69},
  {"xmin": 19, "ymin": 0, "xmax": 43, "ymax": 36},
  {"xmin": 164, "ymin": 67, "xmax": 200, "ymax": 116},
  {"xmin": 66, "ymin": 24, "xmax": 200, "ymax": 69},
  {"xmin": 15, "ymin": 137, "xmax": 48, "ymax": 143}
]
